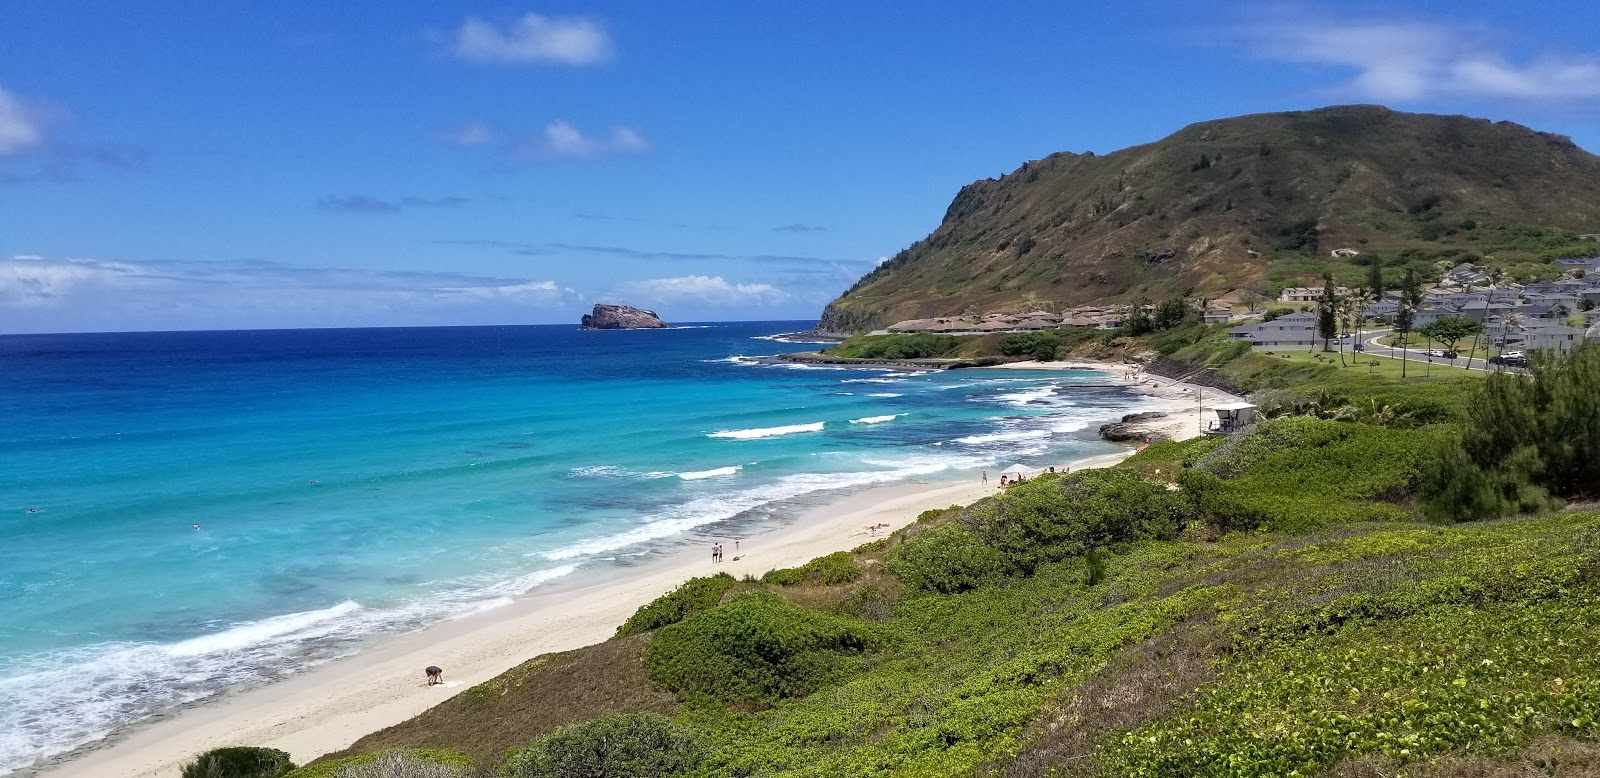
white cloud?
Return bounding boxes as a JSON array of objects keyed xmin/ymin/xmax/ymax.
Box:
[
  {"xmin": 0, "ymin": 255, "xmax": 581, "ymax": 331},
  {"xmin": 1242, "ymin": 15, "xmax": 1600, "ymax": 102},
  {"xmin": 521, "ymin": 121, "xmax": 650, "ymax": 159},
  {"xmin": 448, "ymin": 13, "xmax": 612, "ymax": 65},
  {"xmin": 0, "ymin": 86, "xmax": 43, "ymax": 155},
  {"xmin": 616, "ymin": 275, "xmax": 788, "ymax": 307}
]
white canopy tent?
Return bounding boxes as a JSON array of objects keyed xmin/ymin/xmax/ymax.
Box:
[{"xmin": 999, "ymin": 463, "xmax": 1038, "ymax": 477}]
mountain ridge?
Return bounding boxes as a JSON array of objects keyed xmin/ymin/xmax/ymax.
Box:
[{"xmin": 817, "ymin": 105, "xmax": 1600, "ymax": 334}]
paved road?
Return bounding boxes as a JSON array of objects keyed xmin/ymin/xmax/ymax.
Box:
[{"xmin": 1356, "ymin": 329, "xmax": 1499, "ymax": 373}]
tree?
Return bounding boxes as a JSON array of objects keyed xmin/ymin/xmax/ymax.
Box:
[
  {"xmin": 1366, "ymin": 263, "xmax": 1385, "ymax": 298},
  {"xmin": 1417, "ymin": 316, "xmax": 1483, "ymax": 356},
  {"xmin": 1316, "ymin": 274, "xmax": 1340, "ymax": 355},
  {"xmin": 1396, "ymin": 268, "xmax": 1425, "ymax": 378},
  {"xmin": 1122, "ymin": 298, "xmax": 1155, "ymax": 336},
  {"xmin": 1153, "ymin": 296, "xmax": 1188, "ymax": 330}
]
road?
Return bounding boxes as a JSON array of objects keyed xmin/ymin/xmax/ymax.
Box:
[{"xmin": 1355, "ymin": 328, "xmax": 1498, "ymax": 373}]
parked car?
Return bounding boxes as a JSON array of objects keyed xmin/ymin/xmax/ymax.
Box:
[
  {"xmin": 1353, "ymin": 343, "xmax": 1365, "ymax": 352},
  {"xmin": 1442, "ymin": 350, "xmax": 1458, "ymax": 359},
  {"xmin": 1422, "ymin": 349, "xmax": 1446, "ymax": 357},
  {"xmin": 1489, "ymin": 355, "xmax": 1529, "ymax": 368}
]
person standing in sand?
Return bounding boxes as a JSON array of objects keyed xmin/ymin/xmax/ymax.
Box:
[
  {"xmin": 981, "ymin": 470, "xmax": 988, "ymax": 484},
  {"xmin": 425, "ymin": 666, "xmax": 443, "ymax": 685}
]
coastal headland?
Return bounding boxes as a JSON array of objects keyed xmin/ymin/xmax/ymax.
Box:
[{"xmin": 41, "ymin": 360, "xmax": 1214, "ymax": 778}]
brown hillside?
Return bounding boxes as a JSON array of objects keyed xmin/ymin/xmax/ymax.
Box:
[{"xmin": 818, "ymin": 105, "xmax": 1600, "ymax": 333}]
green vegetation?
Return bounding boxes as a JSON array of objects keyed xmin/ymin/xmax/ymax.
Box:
[
  {"xmin": 284, "ymin": 750, "xmax": 470, "ymax": 778},
  {"xmin": 642, "ymin": 591, "xmax": 878, "ymax": 704},
  {"xmin": 760, "ymin": 551, "xmax": 861, "ymax": 586},
  {"xmin": 1424, "ymin": 345, "xmax": 1600, "ymax": 521},
  {"xmin": 501, "ymin": 714, "xmax": 701, "ymax": 778},
  {"xmin": 183, "ymin": 747, "xmax": 294, "ymax": 778},
  {"xmin": 616, "ymin": 574, "xmax": 737, "ymax": 637},
  {"xmin": 823, "ymin": 333, "xmax": 963, "ymax": 360}
]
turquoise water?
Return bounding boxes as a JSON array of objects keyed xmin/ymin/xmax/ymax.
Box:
[{"xmin": 0, "ymin": 322, "xmax": 1150, "ymax": 773}]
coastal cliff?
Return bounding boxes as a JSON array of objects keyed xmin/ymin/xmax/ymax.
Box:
[{"xmin": 581, "ymin": 304, "xmax": 669, "ymax": 330}]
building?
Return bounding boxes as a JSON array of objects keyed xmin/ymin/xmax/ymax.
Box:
[
  {"xmin": 1524, "ymin": 325, "xmax": 1586, "ymax": 354},
  {"xmin": 1279, "ymin": 287, "xmax": 1350, "ymax": 303},
  {"xmin": 1227, "ymin": 312, "xmax": 1319, "ymax": 346}
]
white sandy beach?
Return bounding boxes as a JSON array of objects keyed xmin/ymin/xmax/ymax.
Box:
[{"xmin": 44, "ymin": 361, "xmax": 1232, "ymax": 778}]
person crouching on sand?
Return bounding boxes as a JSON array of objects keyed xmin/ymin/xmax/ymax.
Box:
[{"xmin": 425, "ymin": 665, "xmax": 443, "ymax": 685}]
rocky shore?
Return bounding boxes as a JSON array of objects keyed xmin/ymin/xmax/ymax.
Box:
[{"xmin": 1098, "ymin": 411, "xmax": 1172, "ymax": 442}]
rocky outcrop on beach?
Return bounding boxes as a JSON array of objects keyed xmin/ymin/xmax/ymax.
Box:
[
  {"xmin": 581, "ymin": 304, "xmax": 669, "ymax": 330},
  {"xmin": 1099, "ymin": 411, "xmax": 1170, "ymax": 442}
]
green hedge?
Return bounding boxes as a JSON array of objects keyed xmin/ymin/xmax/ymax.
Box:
[
  {"xmin": 886, "ymin": 524, "xmax": 1015, "ymax": 594},
  {"xmin": 964, "ymin": 470, "xmax": 1189, "ymax": 573}
]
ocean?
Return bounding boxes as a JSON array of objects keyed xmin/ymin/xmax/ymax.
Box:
[{"xmin": 0, "ymin": 322, "xmax": 1155, "ymax": 774}]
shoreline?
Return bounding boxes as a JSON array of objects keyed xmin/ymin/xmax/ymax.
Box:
[{"xmin": 40, "ymin": 363, "xmax": 1236, "ymax": 778}]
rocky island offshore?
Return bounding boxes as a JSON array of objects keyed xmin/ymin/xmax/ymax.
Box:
[{"xmin": 580, "ymin": 303, "xmax": 669, "ymax": 330}]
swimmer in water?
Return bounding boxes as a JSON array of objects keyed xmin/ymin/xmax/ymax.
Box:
[
  {"xmin": 193, "ymin": 523, "xmax": 201, "ymax": 530},
  {"xmin": 26, "ymin": 508, "xmax": 42, "ymax": 514}
]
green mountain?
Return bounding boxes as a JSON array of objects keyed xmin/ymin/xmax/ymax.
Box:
[{"xmin": 818, "ymin": 105, "xmax": 1600, "ymax": 334}]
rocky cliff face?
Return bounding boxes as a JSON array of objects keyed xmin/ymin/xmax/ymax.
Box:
[{"xmin": 581, "ymin": 303, "xmax": 669, "ymax": 330}]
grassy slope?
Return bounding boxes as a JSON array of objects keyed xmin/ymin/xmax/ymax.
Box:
[{"xmin": 818, "ymin": 105, "xmax": 1600, "ymax": 333}]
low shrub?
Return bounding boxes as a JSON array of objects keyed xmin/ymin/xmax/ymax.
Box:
[
  {"xmin": 615, "ymin": 574, "xmax": 736, "ymax": 637},
  {"xmin": 284, "ymin": 750, "xmax": 470, "ymax": 778},
  {"xmin": 643, "ymin": 591, "xmax": 877, "ymax": 703},
  {"xmin": 964, "ymin": 470, "xmax": 1188, "ymax": 574},
  {"xmin": 500, "ymin": 714, "xmax": 701, "ymax": 778},
  {"xmin": 182, "ymin": 747, "xmax": 294, "ymax": 778},
  {"xmin": 761, "ymin": 551, "xmax": 861, "ymax": 586},
  {"xmin": 886, "ymin": 524, "xmax": 1015, "ymax": 594}
]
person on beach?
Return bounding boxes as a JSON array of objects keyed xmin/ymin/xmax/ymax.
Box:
[
  {"xmin": 425, "ymin": 666, "xmax": 443, "ymax": 685},
  {"xmin": 981, "ymin": 470, "xmax": 988, "ymax": 484}
]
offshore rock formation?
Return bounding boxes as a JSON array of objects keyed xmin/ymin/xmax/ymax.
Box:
[
  {"xmin": 581, "ymin": 304, "xmax": 669, "ymax": 330},
  {"xmin": 1098, "ymin": 411, "xmax": 1170, "ymax": 442}
]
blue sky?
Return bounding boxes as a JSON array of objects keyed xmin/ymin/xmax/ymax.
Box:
[{"xmin": 3, "ymin": 1, "xmax": 1599, "ymax": 332}]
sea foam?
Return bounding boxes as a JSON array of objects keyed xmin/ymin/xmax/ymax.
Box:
[
  {"xmin": 850, "ymin": 414, "xmax": 902, "ymax": 424},
  {"xmin": 707, "ymin": 422, "xmax": 825, "ymax": 439}
]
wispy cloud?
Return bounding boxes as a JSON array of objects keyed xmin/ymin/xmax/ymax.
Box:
[
  {"xmin": 0, "ymin": 255, "xmax": 580, "ymax": 332},
  {"xmin": 0, "ymin": 86, "xmax": 43, "ymax": 155},
  {"xmin": 773, "ymin": 224, "xmax": 826, "ymax": 233},
  {"xmin": 615, "ymin": 275, "xmax": 788, "ymax": 307},
  {"xmin": 445, "ymin": 122, "xmax": 496, "ymax": 146},
  {"xmin": 444, "ymin": 120, "xmax": 649, "ymax": 162},
  {"xmin": 1239, "ymin": 11, "xmax": 1600, "ymax": 102},
  {"xmin": 520, "ymin": 121, "xmax": 649, "ymax": 159},
  {"xmin": 317, "ymin": 195, "xmax": 468, "ymax": 214},
  {"xmin": 445, "ymin": 13, "xmax": 612, "ymax": 65}
]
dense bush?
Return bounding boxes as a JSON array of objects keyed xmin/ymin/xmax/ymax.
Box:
[
  {"xmin": 1422, "ymin": 345, "xmax": 1600, "ymax": 520},
  {"xmin": 643, "ymin": 591, "xmax": 877, "ymax": 703},
  {"xmin": 963, "ymin": 470, "xmax": 1188, "ymax": 574},
  {"xmin": 886, "ymin": 524, "xmax": 1015, "ymax": 594},
  {"xmin": 501, "ymin": 714, "xmax": 701, "ymax": 778},
  {"xmin": 182, "ymin": 747, "xmax": 294, "ymax": 778},
  {"xmin": 615, "ymin": 573, "xmax": 736, "ymax": 637},
  {"xmin": 760, "ymin": 551, "xmax": 861, "ymax": 586},
  {"xmin": 999, "ymin": 331, "xmax": 1061, "ymax": 361},
  {"xmin": 826, "ymin": 333, "xmax": 962, "ymax": 360}
]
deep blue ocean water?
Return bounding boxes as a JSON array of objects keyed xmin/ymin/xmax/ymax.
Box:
[{"xmin": 0, "ymin": 322, "xmax": 1153, "ymax": 773}]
